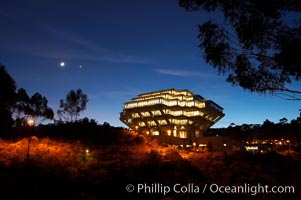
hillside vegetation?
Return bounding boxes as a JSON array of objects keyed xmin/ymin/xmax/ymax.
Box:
[{"xmin": 0, "ymin": 128, "xmax": 300, "ymax": 200}]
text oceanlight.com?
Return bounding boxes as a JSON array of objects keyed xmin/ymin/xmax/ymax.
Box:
[{"xmin": 125, "ymin": 183, "xmax": 295, "ymax": 196}]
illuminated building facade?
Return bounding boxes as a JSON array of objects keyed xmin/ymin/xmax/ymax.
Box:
[{"xmin": 120, "ymin": 89, "xmax": 225, "ymax": 146}]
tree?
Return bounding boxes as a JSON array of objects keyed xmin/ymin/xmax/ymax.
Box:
[
  {"xmin": 179, "ymin": 0, "xmax": 301, "ymax": 99},
  {"xmin": 279, "ymin": 117, "xmax": 288, "ymax": 125},
  {"xmin": 29, "ymin": 92, "xmax": 54, "ymax": 123},
  {"xmin": 228, "ymin": 122, "xmax": 235, "ymax": 128},
  {"xmin": 292, "ymin": 109, "xmax": 301, "ymax": 125},
  {"xmin": 0, "ymin": 65, "xmax": 16, "ymax": 130},
  {"xmin": 57, "ymin": 89, "xmax": 88, "ymax": 122},
  {"xmin": 13, "ymin": 88, "xmax": 54, "ymax": 125},
  {"xmin": 14, "ymin": 88, "xmax": 31, "ymax": 126}
]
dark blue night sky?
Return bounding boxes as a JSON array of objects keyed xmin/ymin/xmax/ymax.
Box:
[{"xmin": 1, "ymin": 0, "xmax": 300, "ymax": 127}]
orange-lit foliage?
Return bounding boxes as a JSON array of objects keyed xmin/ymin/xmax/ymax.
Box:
[
  {"xmin": 0, "ymin": 130, "xmax": 300, "ymax": 193},
  {"xmin": 0, "ymin": 131, "xmax": 205, "ymax": 175},
  {"xmin": 0, "ymin": 137, "xmax": 86, "ymax": 170}
]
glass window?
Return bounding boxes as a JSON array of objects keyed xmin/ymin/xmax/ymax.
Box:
[
  {"xmin": 178, "ymin": 101, "xmax": 185, "ymax": 106},
  {"xmin": 149, "ymin": 121, "xmax": 156, "ymax": 126},
  {"xmin": 158, "ymin": 120, "xmax": 167, "ymax": 125},
  {"xmin": 132, "ymin": 113, "xmax": 140, "ymax": 118},
  {"xmin": 152, "ymin": 131, "xmax": 159, "ymax": 136},
  {"xmin": 153, "ymin": 110, "xmax": 161, "ymax": 116},
  {"xmin": 179, "ymin": 131, "xmax": 187, "ymax": 138},
  {"xmin": 186, "ymin": 101, "xmax": 195, "ymax": 107},
  {"xmin": 173, "ymin": 130, "xmax": 177, "ymax": 137},
  {"xmin": 141, "ymin": 112, "xmax": 150, "ymax": 117},
  {"xmin": 138, "ymin": 122, "xmax": 146, "ymax": 127}
]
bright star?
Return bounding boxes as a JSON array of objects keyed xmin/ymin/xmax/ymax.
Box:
[{"xmin": 60, "ymin": 62, "xmax": 65, "ymax": 67}]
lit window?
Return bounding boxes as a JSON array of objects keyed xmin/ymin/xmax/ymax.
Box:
[
  {"xmin": 141, "ymin": 112, "xmax": 150, "ymax": 117},
  {"xmin": 149, "ymin": 121, "xmax": 156, "ymax": 126},
  {"xmin": 173, "ymin": 129, "xmax": 177, "ymax": 137},
  {"xmin": 178, "ymin": 101, "xmax": 185, "ymax": 106},
  {"xmin": 152, "ymin": 131, "xmax": 159, "ymax": 136},
  {"xmin": 133, "ymin": 113, "xmax": 140, "ymax": 118},
  {"xmin": 138, "ymin": 122, "xmax": 145, "ymax": 127},
  {"xmin": 195, "ymin": 130, "xmax": 200, "ymax": 137},
  {"xmin": 179, "ymin": 131, "xmax": 187, "ymax": 138}
]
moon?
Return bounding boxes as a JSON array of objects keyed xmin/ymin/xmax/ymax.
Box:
[{"xmin": 60, "ymin": 62, "xmax": 65, "ymax": 67}]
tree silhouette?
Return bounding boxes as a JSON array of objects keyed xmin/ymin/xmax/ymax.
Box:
[
  {"xmin": 228, "ymin": 122, "xmax": 235, "ymax": 128},
  {"xmin": 14, "ymin": 88, "xmax": 54, "ymax": 125},
  {"xmin": 179, "ymin": 0, "xmax": 301, "ymax": 99},
  {"xmin": 0, "ymin": 65, "xmax": 16, "ymax": 130},
  {"xmin": 29, "ymin": 92, "xmax": 54, "ymax": 123},
  {"xmin": 14, "ymin": 88, "xmax": 31, "ymax": 126},
  {"xmin": 57, "ymin": 89, "xmax": 88, "ymax": 122},
  {"xmin": 279, "ymin": 117, "xmax": 288, "ymax": 125}
]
